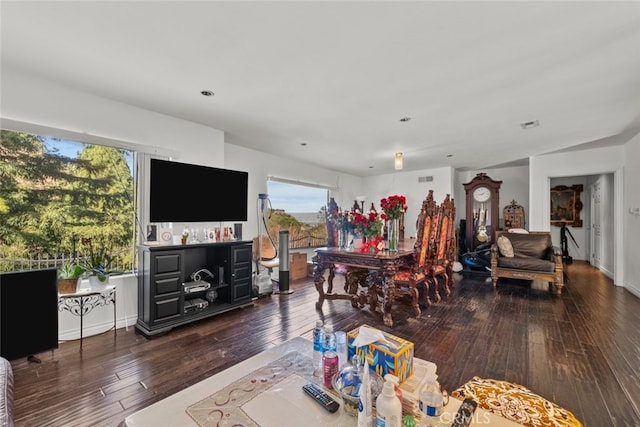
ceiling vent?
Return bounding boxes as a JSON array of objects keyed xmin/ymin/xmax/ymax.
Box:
[
  {"xmin": 520, "ymin": 120, "xmax": 540, "ymax": 129},
  {"xmin": 418, "ymin": 176, "xmax": 434, "ymax": 183}
]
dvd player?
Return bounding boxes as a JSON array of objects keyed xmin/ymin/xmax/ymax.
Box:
[
  {"xmin": 183, "ymin": 280, "xmax": 211, "ymax": 293},
  {"xmin": 184, "ymin": 298, "xmax": 209, "ymax": 313}
]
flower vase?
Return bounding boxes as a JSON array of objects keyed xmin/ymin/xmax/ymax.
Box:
[
  {"xmin": 338, "ymin": 228, "xmax": 349, "ymax": 250},
  {"xmin": 388, "ymin": 218, "xmax": 400, "ymax": 252},
  {"xmin": 89, "ymin": 275, "xmax": 109, "ymax": 292},
  {"xmin": 352, "ymin": 233, "xmax": 364, "ymax": 250}
]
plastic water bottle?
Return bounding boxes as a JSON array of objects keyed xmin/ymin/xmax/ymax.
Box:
[
  {"xmin": 335, "ymin": 330, "xmax": 347, "ymax": 368},
  {"xmin": 322, "ymin": 324, "xmax": 337, "ymax": 353},
  {"xmin": 312, "ymin": 320, "xmax": 325, "ymax": 376},
  {"xmin": 419, "ymin": 374, "xmax": 448, "ymax": 421},
  {"xmin": 358, "ymin": 361, "xmax": 372, "ymax": 427}
]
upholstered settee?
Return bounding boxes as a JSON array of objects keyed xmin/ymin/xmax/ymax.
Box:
[
  {"xmin": 0, "ymin": 357, "xmax": 14, "ymax": 427},
  {"xmin": 490, "ymin": 231, "xmax": 564, "ymax": 294}
]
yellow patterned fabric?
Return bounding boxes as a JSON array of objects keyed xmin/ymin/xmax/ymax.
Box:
[{"xmin": 451, "ymin": 377, "xmax": 582, "ymax": 427}]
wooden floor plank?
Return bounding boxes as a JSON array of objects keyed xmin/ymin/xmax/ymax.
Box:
[{"xmin": 7, "ymin": 261, "xmax": 640, "ymax": 426}]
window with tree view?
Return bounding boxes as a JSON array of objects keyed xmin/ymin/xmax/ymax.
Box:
[{"xmin": 0, "ymin": 129, "xmax": 136, "ymax": 274}]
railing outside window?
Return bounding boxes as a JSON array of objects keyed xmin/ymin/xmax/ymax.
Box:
[{"xmin": 0, "ymin": 248, "xmax": 134, "ymax": 275}]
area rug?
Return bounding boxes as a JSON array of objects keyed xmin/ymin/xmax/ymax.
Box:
[{"xmin": 451, "ymin": 376, "xmax": 583, "ymax": 427}]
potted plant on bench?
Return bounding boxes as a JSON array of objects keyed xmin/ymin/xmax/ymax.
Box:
[
  {"xmin": 57, "ymin": 261, "xmax": 85, "ymax": 295},
  {"xmin": 79, "ymin": 237, "xmax": 113, "ymax": 290}
]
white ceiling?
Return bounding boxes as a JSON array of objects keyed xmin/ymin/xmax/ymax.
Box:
[{"xmin": 2, "ymin": 1, "xmax": 639, "ymax": 176}]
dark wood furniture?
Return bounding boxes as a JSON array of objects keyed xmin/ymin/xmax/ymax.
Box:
[
  {"xmin": 503, "ymin": 200, "xmax": 526, "ymax": 230},
  {"xmin": 463, "ymin": 173, "xmax": 502, "ymax": 252},
  {"xmin": 490, "ymin": 231, "xmax": 564, "ymax": 294},
  {"xmin": 136, "ymin": 241, "xmax": 253, "ymax": 338},
  {"xmin": 394, "ymin": 189, "xmax": 438, "ymax": 315},
  {"xmin": 312, "ymin": 241, "xmax": 414, "ymax": 327},
  {"xmin": 426, "ymin": 194, "xmax": 456, "ymax": 301}
]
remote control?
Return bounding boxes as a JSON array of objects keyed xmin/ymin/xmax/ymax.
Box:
[
  {"xmin": 302, "ymin": 382, "xmax": 340, "ymax": 413},
  {"xmin": 452, "ymin": 398, "xmax": 477, "ymax": 427}
]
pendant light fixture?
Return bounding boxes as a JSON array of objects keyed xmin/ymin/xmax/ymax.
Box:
[{"xmin": 394, "ymin": 152, "xmax": 403, "ymax": 170}]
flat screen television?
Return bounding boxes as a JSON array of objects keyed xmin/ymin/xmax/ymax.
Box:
[
  {"xmin": 1, "ymin": 268, "xmax": 59, "ymax": 360},
  {"xmin": 149, "ymin": 158, "xmax": 248, "ymax": 223}
]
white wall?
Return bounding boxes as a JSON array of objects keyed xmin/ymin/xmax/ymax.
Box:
[
  {"xmin": 363, "ymin": 167, "xmax": 455, "ymax": 239},
  {"xmin": 224, "ymin": 144, "xmax": 364, "ymax": 241},
  {"xmin": 0, "ymin": 65, "xmax": 225, "ymax": 166},
  {"xmin": 530, "ymin": 145, "xmax": 626, "ymax": 286},
  {"xmin": 624, "ymin": 134, "xmax": 640, "ymax": 297}
]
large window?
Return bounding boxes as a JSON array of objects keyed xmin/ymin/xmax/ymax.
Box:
[
  {"xmin": 266, "ymin": 179, "xmax": 329, "ymax": 248},
  {"xmin": 0, "ymin": 129, "xmax": 136, "ymax": 273}
]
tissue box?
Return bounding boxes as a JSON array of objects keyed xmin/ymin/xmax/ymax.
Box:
[{"xmin": 347, "ymin": 325, "xmax": 414, "ymax": 383}]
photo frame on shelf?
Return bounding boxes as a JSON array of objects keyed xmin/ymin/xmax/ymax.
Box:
[
  {"xmin": 159, "ymin": 225, "xmax": 174, "ymax": 245},
  {"xmin": 550, "ymin": 184, "xmax": 583, "ymax": 227}
]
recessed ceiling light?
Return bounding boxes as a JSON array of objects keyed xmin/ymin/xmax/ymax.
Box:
[
  {"xmin": 520, "ymin": 120, "xmax": 539, "ymax": 129},
  {"xmin": 446, "ymin": 154, "xmax": 453, "ymax": 158},
  {"xmin": 399, "ymin": 117, "xmax": 411, "ymax": 122},
  {"xmin": 300, "ymin": 142, "xmax": 307, "ymax": 146},
  {"xmin": 369, "ymin": 165, "xmax": 374, "ymax": 168},
  {"xmin": 200, "ymin": 90, "xmax": 214, "ymax": 96}
]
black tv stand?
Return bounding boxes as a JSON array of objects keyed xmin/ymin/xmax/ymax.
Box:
[{"xmin": 136, "ymin": 240, "xmax": 253, "ymax": 338}]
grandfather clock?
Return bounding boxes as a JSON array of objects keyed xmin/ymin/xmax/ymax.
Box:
[{"xmin": 463, "ymin": 173, "xmax": 502, "ymax": 252}]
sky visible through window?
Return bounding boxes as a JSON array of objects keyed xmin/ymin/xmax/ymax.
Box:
[
  {"xmin": 43, "ymin": 137, "xmax": 134, "ymax": 174},
  {"xmin": 267, "ymin": 181, "xmax": 327, "ymax": 213}
]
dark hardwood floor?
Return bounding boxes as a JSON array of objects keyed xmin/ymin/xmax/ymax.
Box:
[{"xmin": 8, "ymin": 261, "xmax": 640, "ymax": 426}]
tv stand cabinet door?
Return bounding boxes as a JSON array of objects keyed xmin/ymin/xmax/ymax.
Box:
[
  {"xmin": 230, "ymin": 242, "xmax": 252, "ymax": 302},
  {"xmin": 138, "ymin": 249, "xmax": 184, "ymax": 330}
]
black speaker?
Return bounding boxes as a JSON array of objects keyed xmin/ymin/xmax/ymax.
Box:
[
  {"xmin": 1, "ymin": 268, "xmax": 59, "ymax": 360},
  {"xmin": 217, "ymin": 266, "xmax": 225, "ymax": 285},
  {"xmin": 277, "ymin": 230, "xmax": 293, "ymax": 294},
  {"xmin": 459, "ymin": 219, "xmax": 467, "ymax": 255}
]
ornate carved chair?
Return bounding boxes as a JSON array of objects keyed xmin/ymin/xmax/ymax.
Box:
[
  {"xmin": 445, "ymin": 197, "xmax": 457, "ymax": 284},
  {"xmin": 426, "ymin": 194, "xmax": 455, "ymax": 301},
  {"xmin": 393, "ymin": 190, "xmax": 438, "ymax": 316}
]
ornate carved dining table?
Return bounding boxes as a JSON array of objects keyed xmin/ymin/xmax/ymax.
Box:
[{"xmin": 312, "ymin": 240, "xmax": 415, "ymax": 327}]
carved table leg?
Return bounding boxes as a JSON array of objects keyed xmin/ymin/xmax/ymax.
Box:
[
  {"xmin": 381, "ymin": 263, "xmax": 397, "ymax": 327},
  {"xmin": 327, "ymin": 264, "xmax": 335, "ymax": 294},
  {"xmin": 312, "ymin": 255, "xmax": 328, "ymax": 309},
  {"xmin": 365, "ymin": 272, "xmax": 380, "ymax": 313}
]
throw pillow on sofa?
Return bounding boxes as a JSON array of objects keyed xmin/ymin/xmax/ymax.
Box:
[{"xmin": 497, "ymin": 235, "xmax": 514, "ymax": 257}]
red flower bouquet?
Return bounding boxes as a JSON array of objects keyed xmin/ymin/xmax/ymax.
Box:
[{"xmin": 380, "ymin": 195, "xmax": 408, "ymax": 220}]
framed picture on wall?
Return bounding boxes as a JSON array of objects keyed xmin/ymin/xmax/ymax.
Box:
[{"xmin": 550, "ymin": 184, "xmax": 583, "ymax": 227}]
